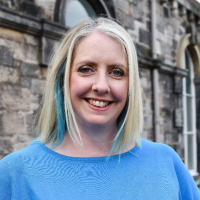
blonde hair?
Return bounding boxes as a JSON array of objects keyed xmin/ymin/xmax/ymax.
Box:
[{"xmin": 35, "ymin": 17, "xmax": 143, "ymax": 152}]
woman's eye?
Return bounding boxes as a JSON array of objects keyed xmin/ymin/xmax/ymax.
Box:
[
  {"xmin": 111, "ymin": 69, "xmax": 124, "ymax": 77},
  {"xmin": 78, "ymin": 66, "xmax": 93, "ymax": 74}
]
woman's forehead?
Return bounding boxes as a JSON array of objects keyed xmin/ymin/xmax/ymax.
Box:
[{"xmin": 72, "ymin": 31, "xmax": 128, "ymax": 66}]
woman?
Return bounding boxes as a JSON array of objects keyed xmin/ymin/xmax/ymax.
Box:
[{"xmin": 0, "ymin": 17, "xmax": 199, "ymax": 200}]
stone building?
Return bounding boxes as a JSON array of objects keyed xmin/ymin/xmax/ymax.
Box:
[{"xmin": 0, "ymin": 0, "xmax": 200, "ymax": 184}]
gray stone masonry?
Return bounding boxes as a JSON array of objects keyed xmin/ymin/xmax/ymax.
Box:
[{"xmin": 0, "ymin": 26, "xmax": 45, "ymax": 157}]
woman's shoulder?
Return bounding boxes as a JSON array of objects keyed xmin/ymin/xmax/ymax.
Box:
[
  {"xmin": 141, "ymin": 138, "xmax": 174, "ymax": 151},
  {"xmin": 0, "ymin": 142, "xmax": 44, "ymax": 168},
  {"xmin": 140, "ymin": 138, "xmax": 181, "ymax": 161}
]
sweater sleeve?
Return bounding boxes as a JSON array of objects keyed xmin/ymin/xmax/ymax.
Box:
[
  {"xmin": 0, "ymin": 156, "xmax": 12, "ymax": 200},
  {"xmin": 163, "ymin": 145, "xmax": 200, "ymax": 200}
]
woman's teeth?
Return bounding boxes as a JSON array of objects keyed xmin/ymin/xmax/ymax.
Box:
[{"xmin": 88, "ymin": 99, "xmax": 109, "ymax": 107}]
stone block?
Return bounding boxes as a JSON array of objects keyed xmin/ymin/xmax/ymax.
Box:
[
  {"xmin": 20, "ymin": 62, "xmax": 41, "ymax": 77},
  {"xmin": 143, "ymin": 99, "xmax": 152, "ymax": 113},
  {"xmin": 40, "ymin": 37, "xmax": 57, "ymax": 66},
  {"xmin": 20, "ymin": 77, "xmax": 31, "ymax": 88},
  {"xmin": 127, "ymin": 29, "xmax": 137, "ymax": 41},
  {"xmin": 2, "ymin": 112, "xmax": 27, "ymax": 135},
  {"xmin": 30, "ymin": 93, "xmax": 40, "ymax": 103},
  {"xmin": 0, "ymin": 27, "xmax": 24, "ymax": 42},
  {"xmin": 30, "ymin": 102, "xmax": 39, "ymax": 110},
  {"xmin": 0, "ymin": 1, "xmax": 9, "ymax": 7},
  {"xmin": 0, "ymin": 38, "xmax": 8, "ymax": 47},
  {"xmin": 146, "ymin": 20, "xmax": 151, "ymax": 31},
  {"xmin": 26, "ymin": 112, "xmax": 36, "ymax": 136},
  {"xmin": 161, "ymin": 107, "xmax": 171, "ymax": 118},
  {"xmin": 13, "ymin": 60, "xmax": 21, "ymax": 68},
  {"xmin": 144, "ymin": 115, "xmax": 153, "ymax": 128},
  {"xmin": 165, "ymin": 130, "xmax": 179, "ymax": 144},
  {"xmin": 116, "ymin": 10, "xmax": 124, "ymax": 24},
  {"xmin": 130, "ymin": 0, "xmax": 138, "ymax": 6},
  {"xmin": 163, "ymin": 117, "xmax": 173, "ymax": 132},
  {"xmin": 26, "ymin": 112, "xmax": 35, "ymax": 125},
  {"xmin": 164, "ymin": 94, "xmax": 176, "ymax": 109},
  {"xmin": 163, "ymin": 7, "xmax": 169, "ymax": 18},
  {"xmin": 35, "ymin": 0, "xmax": 55, "ymax": 19},
  {"xmin": 31, "ymin": 79, "xmax": 45, "ymax": 94},
  {"xmin": 174, "ymin": 108, "xmax": 183, "ymax": 127},
  {"xmin": 142, "ymin": 128, "xmax": 153, "ymax": 141},
  {"xmin": 167, "ymin": 24, "xmax": 174, "ymax": 36},
  {"xmin": 136, "ymin": 43, "xmax": 151, "ymax": 57},
  {"xmin": 12, "ymin": 43, "xmax": 26, "ymax": 62},
  {"xmin": 13, "ymin": 43, "xmax": 39, "ymax": 64},
  {"xmin": 139, "ymin": 28, "xmax": 151, "ymax": 47},
  {"xmin": 173, "ymin": 39, "xmax": 177, "ymax": 50},
  {"xmin": 143, "ymin": 88, "xmax": 152, "ymax": 100},
  {"xmin": 24, "ymin": 34, "xmax": 39, "ymax": 46},
  {"xmin": 174, "ymin": 76, "xmax": 182, "ymax": 94},
  {"xmin": 0, "ymin": 47, "xmax": 13, "ymax": 66},
  {"xmin": 19, "ymin": 1, "xmax": 43, "ymax": 18},
  {"xmin": 160, "ymin": 42, "xmax": 171, "ymax": 56},
  {"xmin": 130, "ymin": 7, "xmax": 144, "ymax": 22},
  {"xmin": 0, "ymin": 114, "xmax": 3, "ymax": 134},
  {"xmin": 157, "ymin": 15, "xmax": 166, "ymax": 34},
  {"xmin": 0, "ymin": 85, "xmax": 31, "ymax": 111},
  {"xmin": 24, "ymin": 45, "xmax": 39, "ymax": 64},
  {"xmin": 0, "ymin": 139, "xmax": 13, "ymax": 155},
  {"xmin": 0, "ymin": 66, "xmax": 19, "ymax": 83},
  {"xmin": 124, "ymin": 15, "xmax": 134, "ymax": 29},
  {"xmin": 114, "ymin": 0, "xmax": 129, "ymax": 14}
]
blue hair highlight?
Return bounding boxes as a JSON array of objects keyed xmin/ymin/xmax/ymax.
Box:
[
  {"xmin": 107, "ymin": 100, "xmax": 128, "ymax": 160},
  {"xmin": 54, "ymin": 63, "xmax": 66, "ymax": 147}
]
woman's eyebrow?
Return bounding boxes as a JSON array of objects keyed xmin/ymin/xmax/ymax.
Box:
[
  {"xmin": 75, "ymin": 60, "xmax": 127, "ymax": 69},
  {"xmin": 109, "ymin": 63, "xmax": 127, "ymax": 69},
  {"xmin": 75, "ymin": 60, "xmax": 97, "ymax": 66}
]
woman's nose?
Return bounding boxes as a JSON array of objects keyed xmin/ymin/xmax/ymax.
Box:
[{"xmin": 92, "ymin": 73, "xmax": 110, "ymax": 94}]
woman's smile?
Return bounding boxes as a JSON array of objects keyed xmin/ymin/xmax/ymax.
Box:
[{"xmin": 85, "ymin": 98, "xmax": 112, "ymax": 108}]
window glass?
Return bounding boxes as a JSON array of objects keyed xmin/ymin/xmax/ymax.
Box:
[
  {"xmin": 66, "ymin": 0, "xmax": 97, "ymax": 27},
  {"xmin": 187, "ymin": 134, "xmax": 194, "ymax": 170},
  {"xmin": 185, "ymin": 51, "xmax": 191, "ymax": 94},
  {"xmin": 186, "ymin": 96, "xmax": 193, "ymax": 132}
]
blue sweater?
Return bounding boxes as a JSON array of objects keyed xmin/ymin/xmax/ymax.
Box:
[{"xmin": 0, "ymin": 139, "xmax": 199, "ymax": 200}]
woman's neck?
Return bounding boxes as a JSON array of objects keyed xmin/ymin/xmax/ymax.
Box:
[{"xmin": 53, "ymin": 123, "xmax": 117, "ymax": 157}]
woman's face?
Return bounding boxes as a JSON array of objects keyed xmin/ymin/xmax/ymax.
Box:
[{"xmin": 70, "ymin": 31, "xmax": 128, "ymax": 128}]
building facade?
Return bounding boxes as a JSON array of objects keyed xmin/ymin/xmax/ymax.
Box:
[{"xmin": 0, "ymin": 0, "xmax": 200, "ymax": 184}]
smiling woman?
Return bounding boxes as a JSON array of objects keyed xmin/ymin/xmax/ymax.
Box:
[
  {"xmin": 36, "ymin": 18, "xmax": 143, "ymax": 155},
  {"xmin": 0, "ymin": 17, "xmax": 200, "ymax": 200}
]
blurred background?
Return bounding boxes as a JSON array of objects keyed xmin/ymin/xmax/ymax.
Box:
[{"xmin": 0, "ymin": 0, "xmax": 200, "ymax": 186}]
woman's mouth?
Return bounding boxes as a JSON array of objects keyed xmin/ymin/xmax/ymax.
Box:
[{"xmin": 85, "ymin": 99, "xmax": 111, "ymax": 108}]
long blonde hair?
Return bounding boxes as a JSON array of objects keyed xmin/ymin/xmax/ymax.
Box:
[{"xmin": 35, "ymin": 17, "xmax": 143, "ymax": 152}]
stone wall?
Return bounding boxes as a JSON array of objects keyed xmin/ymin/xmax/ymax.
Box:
[
  {"xmin": 0, "ymin": 26, "xmax": 46, "ymax": 159},
  {"xmin": 140, "ymin": 68, "xmax": 154, "ymax": 141}
]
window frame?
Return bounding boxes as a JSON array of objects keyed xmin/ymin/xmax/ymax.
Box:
[{"xmin": 182, "ymin": 49, "xmax": 198, "ymax": 176}]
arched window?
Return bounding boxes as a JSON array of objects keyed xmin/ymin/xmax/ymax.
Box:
[
  {"xmin": 65, "ymin": 0, "xmax": 97, "ymax": 27},
  {"xmin": 54, "ymin": 0, "xmax": 116, "ymax": 27},
  {"xmin": 182, "ymin": 49, "xmax": 197, "ymax": 176}
]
